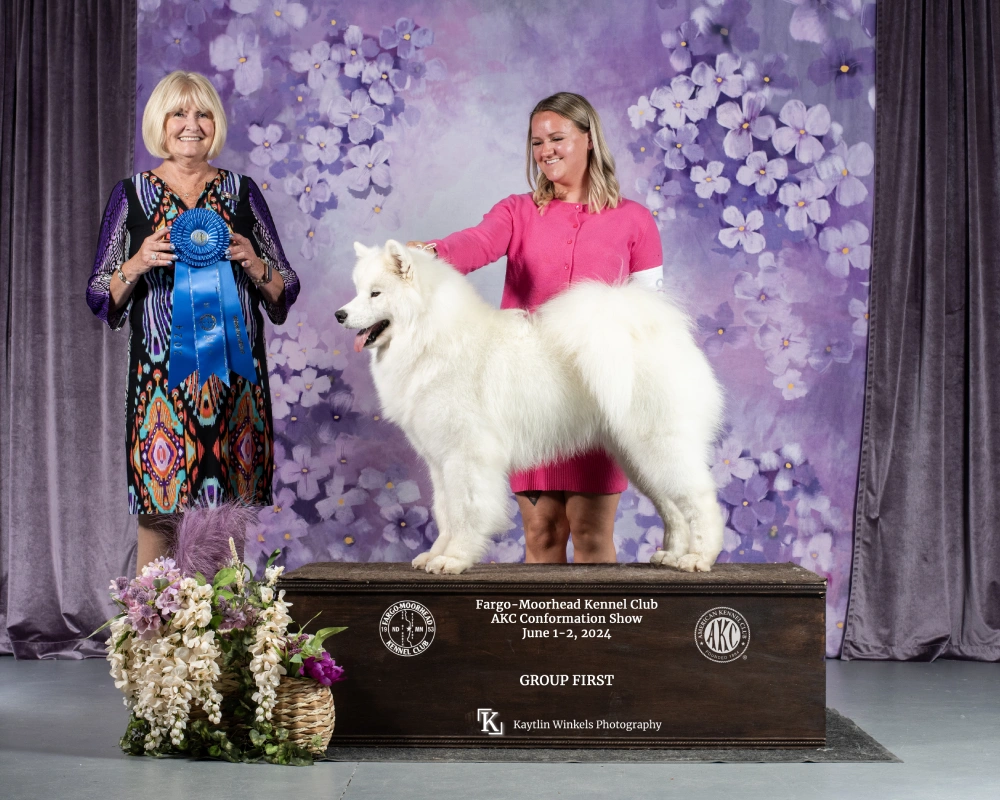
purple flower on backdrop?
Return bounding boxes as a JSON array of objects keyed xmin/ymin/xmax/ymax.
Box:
[
  {"xmin": 734, "ymin": 258, "xmax": 789, "ymax": 326},
  {"xmin": 181, "ymin": 0, "xmax": 226, "ymax": 28},
  {"xmin": 815, "ymin": 141, "xmax": 874, "ymax": 206},
  {"xmin": 793, "ymin": 531, "xmax": 834, "ymax": 574},
  {"xmin": 162, "ymin": 22, "xmax": 201, "ymax": 70},
  {"xmin": 288, "ymin": 367, "xmax": 332, "ymax": 407},
  {"xmin": 333, "ymin": 25, "xmax": 380, "ymax": 79},
  {"xmin": 772, "ymin": 100, "xmax": 830, "ymax": 164},
  {"xmin": 778, "ymin": 177, "xmax": 831, "ymax": 231},
  {"xmin": 328, "ymin": 89, "xmax": 386, "ymax": 144},
  {"xmin": 268, "ymin": 372, "xmax": 300, "ymax": 419},
  {"xmin": 861, "ymin": 2, "xmax": 877, "ymax": 38},
  {"xmin": 819, "ymin": 221, "xmax": 871, "ymax": 276},
  {"xmin": 787, "ymin": 0, "xmax": 863, "ymax": 44},
  {"xmin": 361, "ymin": 195, "xmax": 401, "ymax": 231},
  {"xmin": 711, "ymin": 438, "xmax": 757, "ymax": 488},
  {"xmin": 773, "ymin": 368, "xmax": 809, "ymax": 400},
  {"xmin": 285, "ymin": 165, "xmax": 333, "ymax": 215},
  {"xmin": 287, "ymin": 218, "xmax": 333, "ymax": 260},
  {"xmin": 362, "ymin": 53, "xmax": 407, "ymax": 106},
  {"xmin": 278, "ymin": 444, "xmax": 333, "ymax": 500},
  {"xmin": 248, "ymin": 124, "xmax": 289, "ymax": 167},
  {"xmin": 248, "ymin": 488, "xmax": 309, "ymax": 561},
  {"xmin": 261, "ymin": 0, "xmax": 308, "ymax": 36},
  {"xmin": 290, "ymin": 41, "xmax": 340, "ymax": 91},
  {"xmin": 344, "ymin": 142, "xmax": 392, "ymax": 192},
  {"xmin": 650, "ymin": 77, "xmax": 709, "ymax": 129},
  {"xmin": 301, "ymin": 125, "xmax": 342, "ymax": 165},
  {"xmin": 643, "ymin": 179, "xmax": 681, "ymax": 227},
  {"xmin": 718, "ymin": 207, "xmax": 765, "ymax": 254},
  {"xmin": 741, "ymin": 54, "xmax": 798, "ymax": 98},
  {"xmin": 398, "ymin": 54, "xmax": 447, "ymax": 89},
  {"xmin": 358, "ymin": 467, "xmax": 421, "ymax": 508},
  {"xmin": 654, "ymin": 124, "xmax": 704, "ymax": 169},
  {"xmin": 380, "ymin": 18, "xmax": 434, "ymax": 59},
  {"xmin": 760, "ymin": 443, "xmax": 813, "ymax": 491},
  {"xmin": 208, "ymin": 19, "xmax": 263, "ymax": 95},
  {"xmin": 736, "ymin": 151, "xmax": 788, "ymax": 196},
  {"xmin": 636, "ymin": 526, "xmax": 666, "ymax": 563},
  {"xmin": 716, "ymin": 93, "xmax": 775, "ymax": 159},
  {"xmin": 319, "ymin": 391, "xmax": 365, "ymax": 437},
  {"xmin": 316, "ymin": 473, "xmax": 368, "ymax": 523},
  {"xmin": 381, "ymin": 503, "xmax": 430, "ymax": 548},
  {"xmin": 628, "ymin": 133, "xmax": 656, "ymax": 162},
  {"xmin": 691, "ymin": 0, "xmax": 760, "ymax": 54},
  {"xmin": 482, "ymin": 538, "xmax": 525, "ymax": 564},
  {"xmin": 849, "ymin": 297, "xmax": 869, "ymax": 337},
  {"xmin": 756, "ymin": 316, "xmax": 810, "ymax": 375},
  {"xmin": 697, "ymin": 302, "xmax": 750, "ymax": 356},
  {"xmin": 280, "ymin": 326, "xmax": 325, "ymax": 371},
  {"xmin": 660, "ymin": 20, "xmax": 700, "ymax": 72},
  {"xmin": 721, "ymin": 474, "xmax": 775, "ymax": 536},
  {"xmin": 628, "ymin": 96, "xmax": 655, "ymax": 129},
  {"xmin": 807, "ymin": 326, "xmax": 855, "ymax": 372},
  {"xmin": 690, "ymin": 161, "xmax": 731, "ymax": 199},
  {"xmin": 808, "ymin": 37, "xmax": 875, "ymax": 100},
  {"xmin": 691, "ymin": 53, "xmax": 747, "ymax": 108}
]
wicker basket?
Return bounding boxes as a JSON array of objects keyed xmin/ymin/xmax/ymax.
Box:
[{"xmin": 272, "ymin": 677, "xmax": 336, "ymax": 754}]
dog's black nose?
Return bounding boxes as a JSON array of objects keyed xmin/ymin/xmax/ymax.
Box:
[{"xmin": 335, "ymin": 309, "xmax": 348, "ymax": 324}]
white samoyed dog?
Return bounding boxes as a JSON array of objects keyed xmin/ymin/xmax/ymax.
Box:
[{"xmin": 336, "ymin": 241, "xmax": 725, "ymax": 575}]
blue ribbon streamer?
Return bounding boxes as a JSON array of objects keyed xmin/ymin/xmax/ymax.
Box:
[{"xmin": 166, "ymin": 208, "xmax": 257, "ymax": 391}]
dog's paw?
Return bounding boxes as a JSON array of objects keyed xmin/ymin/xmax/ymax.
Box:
[
  {"xmin": 649, "ymin": 550, "xmax": 680, "ymax": 568},
  {"xmin": 425, "ymin": 555, "xmax": 473, "ymax": 575},
  {"xmin": 411, "ymin": 552, "xmax": 433, "ymax": 570},
  {"xmin": 676, "ymin": 554, "xmax": 713, "ymax": 573}
]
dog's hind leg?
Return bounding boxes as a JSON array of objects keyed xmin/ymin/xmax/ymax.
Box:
[
  {"xmin": 413, "ymin": 463, "xmax": 452, "ymax": 570},
  {"xmin": 648, "ymin": 497, "xmax": 690, "ymax": 568},
  {"xmin": 425, "ymin": 459, "xmax": 509, "ymax": 575},
  {"xmin": 673, "ymin": 488, "xmax": 724, "ymax": 573}
]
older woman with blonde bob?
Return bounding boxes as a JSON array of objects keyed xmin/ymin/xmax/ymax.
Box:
[
  {"xmin": 87, "ymin": 71, "xmax": 299, "ymax": 572},
  {"xmin": 410, "ymin": 92, "xmax": 663, "ymax": 564}
]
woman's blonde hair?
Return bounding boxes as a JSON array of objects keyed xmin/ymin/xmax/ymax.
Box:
[
  {"xmin": 142, "ymin": 71, "xmax": 228, "ymax": 160},
  {"xmin": 526, "ymin": 92, "xmax": 621, "ymax": 214}
]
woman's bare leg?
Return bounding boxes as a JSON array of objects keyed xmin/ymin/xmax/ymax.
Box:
[
  {"xmin": 565, "ymin": 492, "xmax": 620, "ymax": 563},
  {"xmin": 517, "ymin": 492, "xmax": 571, "ymax": 563}
]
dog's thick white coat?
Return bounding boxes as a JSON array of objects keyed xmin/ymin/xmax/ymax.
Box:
[{"xmin": 338, "ymin": 241, "xmax": 725, "ymax": 574}]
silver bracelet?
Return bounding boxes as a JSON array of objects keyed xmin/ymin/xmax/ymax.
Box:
[
  {"xmin": 252, "ymin": 258, "xmax": 271, "ymax": 287},
  {"xmin": 117, "ymin": 266, "xmax": 133, "ymax": 285}
]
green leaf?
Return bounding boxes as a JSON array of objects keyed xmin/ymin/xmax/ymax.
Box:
[
  {"xmin": 248, "ymin": 728, "xmax": 264, "ymax": 746},
  {"xmin": 275, "ymin": 726, "xmax": 288, "ymax": 741},
  {"xmin": 113, "ymin": 629, "xmax": 133, "ymax": 653},
  {"xmin": 212, "ymin": 567, "xmax": 238, "ymax": 589},
  {"xmin": 265, "ymin": 548, "xmax": 282, "ymax": 568},
  {"xmin": 215, "ymin": 588, "xmax": 234, "ymax": 602},
  {"xmin": 265, "ymin": 743, "xmax": 278, "ymax": 755},
  {"xmin": 87, "ymin": 615, "xmax": 122, "ymax": 639},
  {"xmin": 310, "ymin": 626, "xmax": 347, "ymax": 650},
  {"xmin": 195, "ymin": 571, "xmax": 207, "ymax": 586}
]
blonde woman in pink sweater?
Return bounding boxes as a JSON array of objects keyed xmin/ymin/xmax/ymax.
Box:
[{"xmin": 409, "ymin": 92, "xmax": 663, "ymax": 565}]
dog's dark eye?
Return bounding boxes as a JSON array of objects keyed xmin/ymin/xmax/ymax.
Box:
[{"xmin": 370, "ymin": 291, "xmax": 381, "ymax": 298}]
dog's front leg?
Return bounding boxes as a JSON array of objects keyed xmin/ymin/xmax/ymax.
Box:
[
  {"xmin": 425, "ymin": 460, "xmax": 508, "ymax": 575},
  {"xmin": 412, "ymin": 463, "xmax": 452, "ymax": 569}
]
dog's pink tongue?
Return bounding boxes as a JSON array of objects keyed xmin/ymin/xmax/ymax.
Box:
[{"xmin": 353, "ymin": 327, "xmax": 370, "ymax": 353}]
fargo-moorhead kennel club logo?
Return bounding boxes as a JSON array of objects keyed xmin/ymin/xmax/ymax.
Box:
[
  {"xmin": 380, "ymin": 600, "xmax": 436, "ymax": 657},
  {"xmin": 694, "ymin": 607, "xmax": 751, "ymax": 663}
]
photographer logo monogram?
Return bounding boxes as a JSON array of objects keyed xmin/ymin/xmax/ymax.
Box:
[
  {"xmin": 694, "ymin": 607, "xmax": 751, "ymax": 663},
  {"xmin": 477, "ymin": 708, "xmax": 505, "ymax": 736},
  {"xmin": 380, "ymin": 601, "xmax": 436, "ymax": 657}
]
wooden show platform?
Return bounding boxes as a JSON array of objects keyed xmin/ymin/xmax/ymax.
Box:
[{"xmin": 278, "ymin": 562, "xmax": 826, "ymax": 748}]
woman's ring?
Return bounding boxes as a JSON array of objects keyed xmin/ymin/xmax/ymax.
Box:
[{"xmin": 151, "ymin": 253, "xmax": 156, "ymax": 263}]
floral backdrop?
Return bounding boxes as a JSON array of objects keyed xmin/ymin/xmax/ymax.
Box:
[{"xmin": 135, "ymin": 0, "xmax": 876, "ymax": 656}]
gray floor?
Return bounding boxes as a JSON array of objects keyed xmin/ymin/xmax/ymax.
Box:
[{"xmin": 0, "ymin": 658, "xmax": 997, "ymax": 799}]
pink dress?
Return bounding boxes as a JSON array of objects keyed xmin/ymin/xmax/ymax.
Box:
[{"xmin": 430, "ymin": 193, "xmax": 663, "ymax": 494}]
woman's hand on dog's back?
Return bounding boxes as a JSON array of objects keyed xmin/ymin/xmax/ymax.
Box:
[{"xmin": 406, "ymin": 241, "xmax": 437, "ymax": 252}]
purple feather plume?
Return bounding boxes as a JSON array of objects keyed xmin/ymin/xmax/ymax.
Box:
[{"xmin": 172, "ymin": 502, "xmax": 256, "ymax": 580}]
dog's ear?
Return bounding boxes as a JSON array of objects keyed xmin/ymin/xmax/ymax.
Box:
[
  {"xmin": 353, "ymin": 241, "xmax": 370, "ymax": 258},
  {"xmin": 385, "ymin": 239, "xmax": 414, "ymax": 281}
]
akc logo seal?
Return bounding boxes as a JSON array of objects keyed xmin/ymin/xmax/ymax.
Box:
[
  {"xmin": 380, "ymin": 600, "xmax": 436, "ymax": 657},
  {"xmin": 694, "ymin": 607, "xmax": 750, "ymax": 663}
]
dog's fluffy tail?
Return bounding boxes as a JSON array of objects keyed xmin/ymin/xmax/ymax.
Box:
[{"xmin": 538, "ymin": 282, "xmax": 659, "ymax": 421}]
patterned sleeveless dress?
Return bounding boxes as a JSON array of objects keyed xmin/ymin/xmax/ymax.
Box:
[{"xmin": 87, "ymin": 170, "xmax": 299, "ymax": 513}]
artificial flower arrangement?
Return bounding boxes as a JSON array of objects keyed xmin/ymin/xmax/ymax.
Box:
[{"xmin": 96, "ymin": 505, "xmax": 345, "ymax": 765}]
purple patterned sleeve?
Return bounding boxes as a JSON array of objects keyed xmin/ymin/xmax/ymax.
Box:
[
  {"xmin": 86, "ymin": 181, "xmax": 130, "ymax": 329},
  {"xmin": 248, "ymin": 178, "xmax": 299, "ymax": 324}
]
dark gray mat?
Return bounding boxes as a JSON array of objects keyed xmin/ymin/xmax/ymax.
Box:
[{"xmin": 321, "ymin": 709, "xmax": 900, "ymax": 763}]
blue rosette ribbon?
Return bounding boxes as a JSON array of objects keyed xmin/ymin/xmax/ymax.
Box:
[{"xmin": 166, "ymin": 208, "xmax": 257, "ymax": 391}]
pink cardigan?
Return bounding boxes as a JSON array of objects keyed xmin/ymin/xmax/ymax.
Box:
[{"xmin": 431, "ymin": 193, "xmax": 662, "ymax": 495}]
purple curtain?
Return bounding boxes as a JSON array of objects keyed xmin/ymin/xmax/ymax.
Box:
[
  {"xmin": 0, "ymin": 0, "xmax": 136, "ymax": 657},
  {"xmin": 843, "ymin": 0, "xmax": 1000, "ymax": 660}
]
